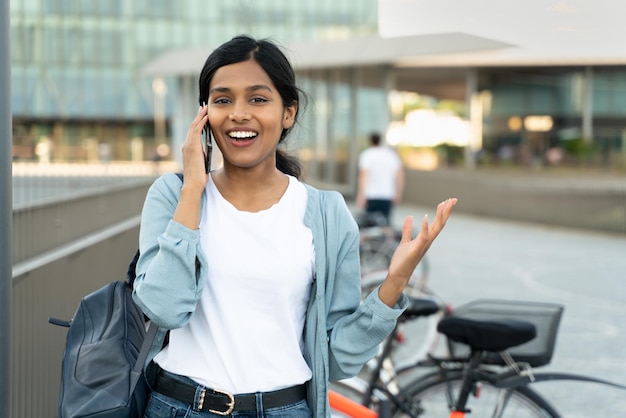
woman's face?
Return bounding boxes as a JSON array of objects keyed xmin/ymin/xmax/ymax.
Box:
[{"xmin": 207, "ymin": 59, "xmax": 297, "ymax": 171}]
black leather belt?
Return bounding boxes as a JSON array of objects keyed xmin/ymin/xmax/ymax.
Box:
[{"xmin": 153, "ymin": 370, "xmax": 307, "ymax": 415}]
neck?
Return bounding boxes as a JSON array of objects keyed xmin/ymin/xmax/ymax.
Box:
[{"xmin": 211, "ymin": 167, "xmax": 289, "ymax": 212}]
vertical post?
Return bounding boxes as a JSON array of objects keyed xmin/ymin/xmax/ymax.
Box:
[
  {"xmin": 348, "ymin": 66, "xmax": 361, "ymax": 195},
  {"xmin": 326, "ymin": 69, "xmax": 335, "ymax": 184},
  {"xmin": 582, "ymin": 66, "xmax": 594, "ymax": 143},
  {"xmin": 382, "ymin": 64, "xmax": 395, "ymax": 138},
  {"xmin": 465, "ymin": 69, "xmax": 479, "ymax": 169},
  {"xmin": 0, "ymin": 0, "xmax": 13, "ymax": 417}
]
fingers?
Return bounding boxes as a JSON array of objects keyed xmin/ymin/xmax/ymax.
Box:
[
  {"xmin": 190, "ymin": 105, "xmax": 208, "ymax": 137},
  {"xmin": 433, "ymin": 198, "xmax": 457, "ymax": 227},
  {"xmin": 400, "ymin": 216, "xmax": 414, "ymax": 243},
  {"xmin": 417, "ymin": 198, "xmax": 457, "ymax": 242},
  {"xmin": 183, "ymin": 106, "xmax": 207, "ymax": 151},
  {"xmin": 421, "ymin": 213, "xmax": 429, "ymax": 238},
  {"xmin": 443, "ymin": 197, "xmax": 458, "ymax": 211},
  {"xmin": 437, "ymin": 197, "xmax": 456, "ymax": 215}
]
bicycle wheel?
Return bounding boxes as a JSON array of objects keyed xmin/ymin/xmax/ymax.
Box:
[
  {"xmin": 394, "ymin": 371, "xmax": 559, "ymax": 418},
  {"xmin": 360, "ymin": 235, "xmax": 394, "ymax": 274}
]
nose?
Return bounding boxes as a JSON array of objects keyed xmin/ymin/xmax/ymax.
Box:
[{"xmin": 229, "ymin": 104, "xmax": 250, "ymax": 122}]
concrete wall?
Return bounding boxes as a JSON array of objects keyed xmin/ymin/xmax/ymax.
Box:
[
  {"xmin": 12, "ymin": 227, "xmax": 141, "ymax": 418},
  {"xmin": 403, "ymin": 169, "xmax": 626, "ymax": 235},
  {"xmin": 11, "ymin": 180, "xmax": 153, "ymax": 418}
]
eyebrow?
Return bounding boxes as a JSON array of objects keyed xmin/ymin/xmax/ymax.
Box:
[{"xmin": 209, "ymin": 84, "xmax": 273, "ymax": 95}]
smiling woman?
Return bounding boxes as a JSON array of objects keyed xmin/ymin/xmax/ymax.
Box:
[
  {"xmin": 132, "ymin": 34, "xmax": 457, "ymax": 418},
  {"xmin": 205, "ymin": 59, "xmax": 297, "ymax": 184}
]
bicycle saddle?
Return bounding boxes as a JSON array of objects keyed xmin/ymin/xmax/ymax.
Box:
[
  {"xmin": 401, "ymin": 297, "xmax": 440, "ymax": 320},
  {"xmin": 437, "ymin": 316, "xmax": 537, "ymax": 352}
]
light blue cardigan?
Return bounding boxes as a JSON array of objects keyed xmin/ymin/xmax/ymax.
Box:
[{"xmin": 133, "ymin": 172, "xmax": 408, "ymax": 417}]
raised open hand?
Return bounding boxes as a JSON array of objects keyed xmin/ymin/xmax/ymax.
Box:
[{"xmin": 378, "ymin": 198, "xmax": 458, "ymax": 307}]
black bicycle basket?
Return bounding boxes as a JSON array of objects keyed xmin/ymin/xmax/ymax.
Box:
[{"xmin": 445, "ymin": 299, "xmax": 564, "ymax": 367}]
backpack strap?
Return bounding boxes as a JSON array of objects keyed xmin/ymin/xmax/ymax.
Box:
[{"xmin": 130, "ymin": 321, "xmax": 159, "ymax": 391}]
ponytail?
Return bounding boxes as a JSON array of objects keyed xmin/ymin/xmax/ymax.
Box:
[{"xmin": 276, "ymin": 149, "xmax": 302, "ymax": 179}]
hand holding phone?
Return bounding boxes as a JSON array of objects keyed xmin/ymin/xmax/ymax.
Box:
[{"xmin": 201, "ymin": 102, "xmax": 212, "ymax": 173}]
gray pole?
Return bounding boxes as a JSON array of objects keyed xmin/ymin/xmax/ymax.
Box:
[
  {"xmin": 0, "ymin": 0, "xmax": 12, "ymax": 417},
  {"xmin": 465, "ymin": 69, "xmax": 478, "ymax": 169},
  {"xmin": 582, "ymin": 66, "xmax": 594, "ymax": 143}
]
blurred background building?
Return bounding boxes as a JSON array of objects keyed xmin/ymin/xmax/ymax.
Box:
[
  {"xmin": 377, "ymin": 0, "xmax": 626, "ymax": 174},
  {"xmin": 11, "ymin": 0, "xmax": 626, "ymax": 197}
]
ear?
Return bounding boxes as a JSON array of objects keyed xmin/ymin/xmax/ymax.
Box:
[{"xmin": 282, "ymin": 101, "xmax": 298, "ymax": 129}]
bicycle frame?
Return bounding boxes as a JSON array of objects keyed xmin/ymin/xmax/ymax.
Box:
[
  {"xmin": 494, "ymin": 369, "xmax": 626, "ymax": 392},
  {"xmin": 329, "ymin": 390, "xmax": 378, "ymax": 418}
]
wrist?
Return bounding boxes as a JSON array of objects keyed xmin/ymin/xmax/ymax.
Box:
[
  {"xmin": 378, "ymin": 275, "xmax": 406, "ymax": 307},
  {"xmin": 173, "ymin": 186, "xmax": 203, "ymax": 229}
]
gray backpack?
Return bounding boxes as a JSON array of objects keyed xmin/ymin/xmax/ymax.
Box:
[{"xmin": 50, "ymin": 276, "xmax": 157, "ymax": 418}]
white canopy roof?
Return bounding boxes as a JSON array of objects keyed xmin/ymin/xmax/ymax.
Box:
[{"xmin": 141, "ymin": 32, "xmax": 513, "ymax": 77}]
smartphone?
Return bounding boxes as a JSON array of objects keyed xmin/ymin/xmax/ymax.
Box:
[{"xmin": 201, "ymin": 102, "xmax": 212, "ymax": 173}]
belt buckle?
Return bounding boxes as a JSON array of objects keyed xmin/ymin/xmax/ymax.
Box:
[{"xmin": 201, "ymin": 388, "xmax": 235, "ymax": 416}]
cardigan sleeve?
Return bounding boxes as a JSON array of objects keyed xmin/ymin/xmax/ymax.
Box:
[
  {"xmin": 317, "ymin": 191, "xmax": 408, "ymax": 381},
  {"xmin": 132, "ymin": 173, "xmax": 207, "ymax": 329}
]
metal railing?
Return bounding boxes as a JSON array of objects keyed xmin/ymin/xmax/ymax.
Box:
[{"xmin": 11, "ymin": 162, "xmax": 166, "ymax": 418}]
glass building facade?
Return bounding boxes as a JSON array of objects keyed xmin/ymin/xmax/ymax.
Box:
[
  {"xmin": 10, "ymin": 0, "xmax": 378, "ymax": 162},
  {"xmin": 478, "ymin": 66, "xmax": 626, "ymax": 167},
  {"xmin": 295, "ymin": 67, "xmax": 390, "ymax": 189},
  {"xmin": 11, "ymin": 1, "xmax": 626, "ymax": 179}
]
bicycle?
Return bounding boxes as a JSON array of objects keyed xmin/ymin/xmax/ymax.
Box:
[{"xmin": 331, "ymin": 297, "xmax": 626, "ymax": 417}]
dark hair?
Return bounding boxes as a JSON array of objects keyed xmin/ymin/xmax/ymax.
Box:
[
  {"xmin": 370, "ymin": 132, "xmax": 381, "ymax": 146},
  {"xmin": 199, "ymin": 35, "xmax": 304, "ymax": 178}
]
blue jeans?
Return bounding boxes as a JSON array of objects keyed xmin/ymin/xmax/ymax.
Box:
[{"xmin": 144, "ymin": 373, "xmax": 312, "ymax": 418}]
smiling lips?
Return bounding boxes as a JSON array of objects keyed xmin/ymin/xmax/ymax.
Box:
[{"xmin": 228, "ymin": 130, "xmax": 258, "ymax": 140}]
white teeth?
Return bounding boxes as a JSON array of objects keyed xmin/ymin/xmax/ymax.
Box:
[{"xmin": 229, "ymin": 131, "xmax": 257, "ymax": 139}]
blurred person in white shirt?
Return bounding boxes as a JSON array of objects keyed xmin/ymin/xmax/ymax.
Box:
[{"xmin": 356, "ymin": 132, "xmax": 405, "ymax": 225}]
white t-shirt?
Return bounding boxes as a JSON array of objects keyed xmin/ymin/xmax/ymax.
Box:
[
  {"xmin": 359, "ymin": 146, "xmax": 402, "ymax": 200},
  {"xmin": 154, "ymin": 175, "xmax": 315, "ymax": 393}
]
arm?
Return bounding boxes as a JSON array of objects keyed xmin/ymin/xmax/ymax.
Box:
[
  {"xmin": 132, "ymin": 174, "xmax": 207, "ymax": 329},
  {"xmin": 133, "ymin": 105, "xmax": 211, "ymax": 329},
  {"xmin": 318, "ymin": 195, "xmax": 408, "ymax": 379},
  {"xmin": 327, "ymin": 198, "xmax": 457, "ymax": 379}
]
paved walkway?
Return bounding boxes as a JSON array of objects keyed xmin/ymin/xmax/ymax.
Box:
[{"xmin": 369, "ymin": 201, "xmax": 626, "ymax": 417}]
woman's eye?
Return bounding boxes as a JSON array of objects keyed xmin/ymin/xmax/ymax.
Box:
[
  {"xmin": 213, "ymin": 98, "xmax": 231, "ymax": 104},
  {"xmin": 250, "ymin": 97, "xmax": 268, "ymax": 103}
]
